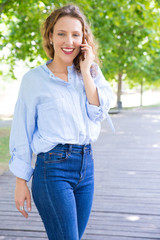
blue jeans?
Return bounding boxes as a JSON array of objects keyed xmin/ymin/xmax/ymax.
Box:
[{"xmin": 31, "ymin": 143, "xmax": 94, "ymax": 240}]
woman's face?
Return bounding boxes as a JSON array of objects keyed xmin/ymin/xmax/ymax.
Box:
[{"xmin": 50, "ymin": 16, "xmax": 83, "ymax": 65}]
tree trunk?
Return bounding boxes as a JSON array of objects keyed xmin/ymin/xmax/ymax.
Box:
[
  {"xmin": 117, "ymin": 73, "xmax": 123, "ymax": 109},
  {"xmin": 140, "ymin": 79, "xmax": 143, "ymax": 107}
]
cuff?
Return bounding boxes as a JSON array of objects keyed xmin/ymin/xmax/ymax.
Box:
[
  {"xmin": 86, "ymin": 101, "xmax": 106, "ymax": 122},
  {"xmin": 86, "ymin": 86, "xmax": 110, "ymax": 122},
  {"xmin": 86, "ymin": 87, "xmax": 115, "ymax": 132},
  {"xmin": 9, "ymin": 154, "xmax": 34, "ymax": 182}
]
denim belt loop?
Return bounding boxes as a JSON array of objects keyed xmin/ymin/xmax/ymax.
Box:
[
  {"xmin": 82, "ymin": 144, "xmax": 86, "ymax": 154},
  {"xmin": 68, "ymin": 144, "xmax": 72, "ymax": 153},
  {"xmin": 84, "ymin": 143, "xmax": 91, "ymax": 154}
]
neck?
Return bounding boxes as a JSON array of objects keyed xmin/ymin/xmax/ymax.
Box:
[{"xmin": 50, "ymin": 58, "xmax": 73, "ymax": 74}]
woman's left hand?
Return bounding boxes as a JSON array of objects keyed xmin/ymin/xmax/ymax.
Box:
[{"xmin": 80, "ymin": 39, "xmax": 95, "ymax": 73}]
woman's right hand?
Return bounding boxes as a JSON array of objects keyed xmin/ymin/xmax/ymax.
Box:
[{"xmin": 15, "ymin": 177, "xmax": 31, "ymax": 218}]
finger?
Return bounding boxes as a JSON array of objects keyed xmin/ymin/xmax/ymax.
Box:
[
  {"xmin": 20, "ymin": 208, "xmax": 28, "ymax": 218},
  {"xmin": 81, "ymin": 44, "xmax": 91, "ymax": 48},
  {"xmin": 16, "ymin": 201, "xmax": 28, "ymax": 218},
  {"xmin": 16, "ymin": 204, "xmax": 28, "ymax": 218},
  {"xmin": 15, "ymin": 200, "xmax": 24, "ymax": 212},
  {"xmin": 80, "ymin": 44, "xmax": 90, "ymax": 48},
  {"xmin": 26, "ymin": 193, "xmax": 31, "ymax": 212},
  {"xmin": 81, "ymin": 47, "xmax": 90, "ymax": 51}
]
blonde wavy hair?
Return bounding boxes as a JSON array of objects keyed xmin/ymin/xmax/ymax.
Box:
[{"xmin": 41, "ymin": 4, "xmax": 99, "ymax": 73}]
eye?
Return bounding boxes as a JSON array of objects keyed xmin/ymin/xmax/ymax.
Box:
[
  {"xmin": 73, "ymin": 34, "xmax": 80, "ymax": 37},
  {"xmin": 58, "ymin": 33, "xmax": 65, "ymax": 36}
]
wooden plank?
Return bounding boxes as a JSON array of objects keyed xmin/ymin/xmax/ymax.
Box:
[
  {"xmin": 0, "ymin": 230, "xmax": 47, "ymax": 239},
  {"xmin": 0, "ymin": 107, "xmax": 160, "ymax": 239}
]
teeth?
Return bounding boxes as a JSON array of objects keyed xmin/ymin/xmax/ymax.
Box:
[{"xmin": 63, "ymin": 48, "xmax": 74, "ymax": 52}]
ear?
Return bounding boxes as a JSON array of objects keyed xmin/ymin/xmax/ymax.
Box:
[{"xmin": 49, "ymin": 31, "xmax": 53, "ymax": 42}]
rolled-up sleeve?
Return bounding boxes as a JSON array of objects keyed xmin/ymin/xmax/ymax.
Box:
[
  {"xmin": 86, "ymin": 64, "xmax": 115, "ymax": 130},
  {"xmin": 9, "ymin": 77, "xmax": 36, "ymax": 182}
]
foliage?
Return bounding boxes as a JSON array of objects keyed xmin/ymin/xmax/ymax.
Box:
[
  {"xmin": 88, "ymin": 0, "xmax": 160, "ymax": 87},
  {"xmin": 0, "ymin": 0, "xmax": 160, "ymax": 92}
]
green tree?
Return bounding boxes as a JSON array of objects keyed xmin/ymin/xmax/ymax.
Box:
[{"xmin": 86, "ymin": 0, "xmax": 160, "ymax": 107}]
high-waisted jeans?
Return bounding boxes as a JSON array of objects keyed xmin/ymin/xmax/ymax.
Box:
[{"xmin": 31, "ymin": 143, "xmax": 94, "ymax": 240}]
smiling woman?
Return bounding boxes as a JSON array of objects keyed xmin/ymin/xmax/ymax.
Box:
[
  {"xmin": 9, "ymin": 4, "xmax": 114, "ymax": 240},
  {"xmin": 47, "ymin": 16, "xmax": 83, "ymax": 72},
  {"xmin": 41, "ymin": 4, "xmax": 99, "ymax": 73}
]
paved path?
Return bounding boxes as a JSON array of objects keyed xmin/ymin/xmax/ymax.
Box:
[{"xmin": 0, "ymin": 107, "xmax": 160, "ymax": 240}]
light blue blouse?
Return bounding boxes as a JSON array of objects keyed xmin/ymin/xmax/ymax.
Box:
[{"xmin": 9, "ymin": 59, "xmax": 115, "ymax": 182}]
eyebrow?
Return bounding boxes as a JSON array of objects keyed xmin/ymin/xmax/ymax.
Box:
[{"xmin": 57, "ymin": 30, "xmax": 81, "ymax": 34}]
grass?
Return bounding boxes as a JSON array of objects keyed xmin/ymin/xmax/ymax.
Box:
[{"xmin": 0, "ymin": 127, "xmax": 11, "ymax": 174}]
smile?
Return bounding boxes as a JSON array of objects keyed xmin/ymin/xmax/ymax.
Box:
[{"xmin": 62, "ymin": 48, "xmax": 75, "ymax": 54}]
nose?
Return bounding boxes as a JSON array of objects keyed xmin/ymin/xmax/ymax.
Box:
[{"xmin": 65, "ymin": 35, "xmax": 73, "ymax": 45}]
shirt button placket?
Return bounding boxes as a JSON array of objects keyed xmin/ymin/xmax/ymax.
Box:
[{"xmin": 68, "ymin": 72, "xmax": 72, "ymax": 82}]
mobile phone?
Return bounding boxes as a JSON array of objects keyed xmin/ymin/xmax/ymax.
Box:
[{"xmin": 81, "ymin": 35, "xmax": 86, "ymax": 61}]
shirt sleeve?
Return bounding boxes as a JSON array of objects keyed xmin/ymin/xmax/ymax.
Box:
[
  {"xmin": 9, "ymin": 75, "xmax": 36, "ymax": 182},
  {"xmin": 85, "ymin": 64, "xmax": 115, "ymax": 131}
]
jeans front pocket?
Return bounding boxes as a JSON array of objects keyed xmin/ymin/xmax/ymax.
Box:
[
  {"xmin": 44, "ymin": 149, "xmax": 71, "ymax": 181},
  {"xmin": 44, "ymin": 150, "xmax": 71, "ymax": 164}
]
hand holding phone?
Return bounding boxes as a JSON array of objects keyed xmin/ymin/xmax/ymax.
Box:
[{"xmin": 80, "ymin": 36, "xmax": 95, "ymax": 72}]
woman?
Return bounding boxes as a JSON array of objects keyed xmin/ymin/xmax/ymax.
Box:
[{"xmin": 9, "ymin": 4, "xmax": 114, "ymax": 240}]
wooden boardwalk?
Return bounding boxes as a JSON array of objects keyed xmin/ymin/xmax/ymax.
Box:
[{"xmin": 0, "ymin": 107, "xmax": 160, "ymax": 240}]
